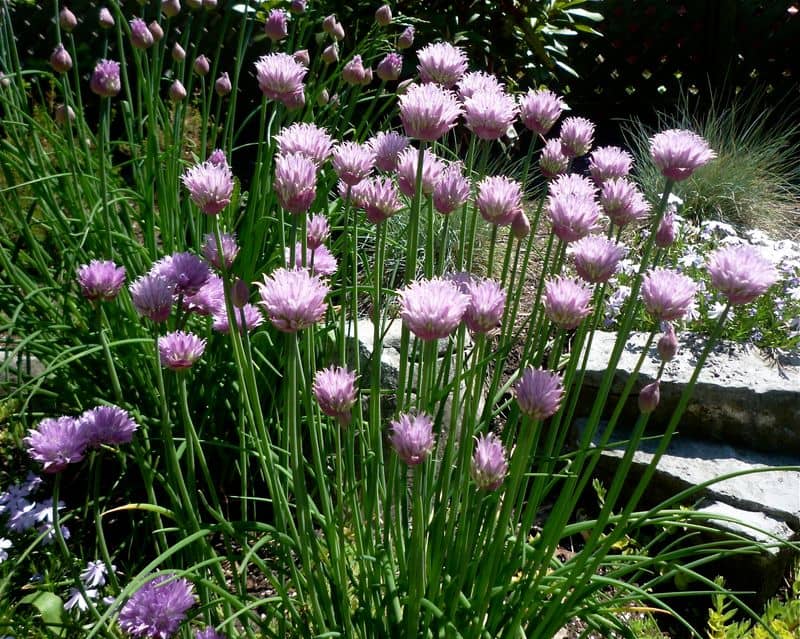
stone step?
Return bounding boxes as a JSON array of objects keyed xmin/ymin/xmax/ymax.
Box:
[{"xmin": 579, "ymin": 331, "xmax": 800, "ymax": 454}]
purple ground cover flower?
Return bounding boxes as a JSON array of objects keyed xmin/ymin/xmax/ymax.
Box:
[
  {"xmin": 24, "ymin": 417, "xmax": 86, "ymax": 473},
  {"xmin": 544, "ymin": 276, "xmax": 592, "ymax": 329},
  {"xmin": 464, "ymin": 278, "xmax": 505, "ymax": 334},
  {"xmin": 255, "ymin": 53, "xmax": 306, "ymax": 108},
  {"xmin": 368, "ymin": 131, "xmax": 409, "ymax": 172},
  {"xmin": 158, "ymin": 331, "xmax": 206, "ymax": 370},
  {"xmin": 257, "ymin": 268, "xmax": 329, "ymax": 332},
  {"xmin": 130, "ymin": 275, "xmax": 173, "ymax": 322},
  {"xmin": 79, "ymin": 405, "xmax": 137, "ymax": 448},
  {"xmin": 519, "ymin": 89, "xmax": 566, "ymax": 136},
  {"xmin": 650, "ymin": 129, "xmax": 716, "ymax": 181},
  {"xmin": 398, "ymin": 278, "xmax": 469, "ymax": 340},
  {"xmin": 389, "ymin": 413, "xmax": 435, "ymax": 465},
  {"xmin": 641, "ymin": 268, "xmax": 697, "ymax": 321},
  {"xmin": 399, "ymin": 82, "xmax": 462, "ymax": 141},
  {"xmin": 707, "ymin": 245, "xmax": 778, "ymax": 305},
  {"xmin": 396, "ymin": 147, "xmax": 445, "ymax": 197},
  {"xmin": 476, "ymin": 175, "xmax": 522, "ymax": 226},
  {"xmin": 181, "ymin": 159, "xmax": 234, "ymax": 215},
  {"xmin": 571, "ymin": 235, "xmax": 626, "ymax": 284},
  {"xmin": 417, "ymin": 42, "xmax": 468, "ymax": 87},
  {"xmin": 463, "ymin": 90, "xmax": 517, "ymax": 141},
  {"xmin": 312, "ymin": 365, "xmax": 357, "ymax": 425},
  {"xmin": 77, "ymin": 260, "xmax": 126, "ymax": 301},
  {"xmin": 274, "ymin": 152, "xmax": 317, "ymax": 214},
  {"xmin": 471, "ymin": 433, "xmax": 508, "ymax": 491},
  {"xmin": 118, "ymin": 575, "xmax": 195, "ymax": 639},
  {"xmin": 515, "ymin": 367, "xmax": 564, "ymax": 420}
]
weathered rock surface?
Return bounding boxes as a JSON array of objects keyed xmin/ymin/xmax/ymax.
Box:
[
  {"xmin": 1, "ymin": 350, "xmax": 45, "ymax": 391},
  {"xmin": 578, "ymin": 331, "xmax": 800, "ymax": 454}
]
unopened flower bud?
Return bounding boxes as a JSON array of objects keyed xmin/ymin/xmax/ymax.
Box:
[
  {"xmin": 55, "ymin": 103, "xmax": 75, "ymax": 125},
  {"xmin": 655, "ymin": 210, "xmax": 677, "ymax": 248},
  {"xmin": 293, "ymin": 49, "xmax": 310, "ymax": 67},
  {"xmin": 376, "ymin": 52, "xmax": 402, "ymax": 82},
  {"xmin": 172, "ymin": 42, "xmax": 186, "ymax": 61},
  {"xmin": 185, "ymin": 0, "xmax": 202, "ymax": 9},
  {"xmin": 203, "ymin": 0, "xmax": 217, "ymax": 9},
  {"xmin": 317, "ymin": 88, "xmax": 329, "ymax": 106},
  {"xmin": 375, "ymin": 4, "xmax": 392, "ymax": 26},
  {"xmin": 264, "ymin": 8, "xmax": 288, "ymax": 41},
  {"xmin": 168, "ymin": 80, "xmax": 186, "ymax": 101},
  {"xmin": 511, "ymin": 210, "xmax": 531, "ymax": 239},
  {"xmin": 397, "ymin": 26, "xmax": 414, "ymax": 50},
  {"xmin": 396, "ymin": 78, "xmax": 414, "ymax": 94},
  {"xmin": 98, "ymin": 7, "xmax": 114, "ymax": 29},
  {"xmin": 162, "ymin": 0, "xmax": 181, "ymax": 17},
  {"xmin": 193, "ymin": 54, "xmax": 210, "ymax": 76},
  {"xmin": 657, "ymin": 323, "xmax": 678, "ymax": 362},
  {"xmin": 331, "ymin": 21, "xmax": 345, "ymax": 41},
  {"xmin": 290, "ymin": 0, "xmax": 306, "ymax": 14},
  {"xmin": 148, "ymin": 20, "xmax": 164, "ymax": 42},
  {"xmin": 215, "ymin": 71, "xmax": 231, "ymax": 96},
  {"xmin": 638, "ymin": 380, "xmax": 660, "ymax": 414},
  {"xmin": 0, "ymin": 72, "xmax": 10, "ymax": 88},
  {"xmin": 50, "ymin": 44, "xmax": 72, "ymax": 73},
  {"xmin": 322, "ymin": 14, "xmax": 337, "ymax": 35},
  {"xmin": 130, "ymin": 18, "xmax": 154, "ymax": 49},
  {"xmin": 232, "ymin": 278, "xmax": 249, "ymax": 308},
  {"xmin": 321, "ymin": 43, "xmax": 338, "ymax": 65},
  {"xmin": 59, "ymin": 7, "xmax": 77, "ymax": 32}
]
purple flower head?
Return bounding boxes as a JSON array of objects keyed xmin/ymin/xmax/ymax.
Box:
[
  {"xmin": 60, "ymin": 7, "xmax": 78, "ymax": 31},
  {"xmin": 544, "ymin": 276, "xmax": 592, "ymax": 329},
  {"xmin": 368, "ymin": 131, "xmax": 409, "ymax": 172},
  {"xmin": 158, "ymin": 331, "xmax": 206, "ymax": 370},
  {"xmin": 519, "ymin": 89, "xmax": 567, "ymax": 135},
  {"xmin": 476, "ymin": 175, "xmax": 522, "ymax": 226},
  {"xmin": 215, "ymin": 72, "xmax": 231, "ymax": 96},
  {"xmin": 359, "ymin": 176, "xmax": 403, "ymax": 224},
  {"xmin": 168, "ymin": 80, "xmax": 186, "ymax": 102},
  {"xmin": 99, "ymin": 7, "xmax": 114, "ymax": 28},
  {"xmin": 50, "ymin": 44, "xmax": 72, "ymax": 74},
  {"xmin": 255, "ymin": 53, "xmax": 306, "ymax": 109},
  {"xmin": 149, "ymin": 21, "xmax": 164, "ymax": 42},
  {"xmin": 312, "ymin": 365, "xmax": 358, "ymax": 426},
  {"xmin": 264, "ymin": 8, "xmax": 289, "ymax": 41},
  {"xmin": 657, "ymin": 322, "xmax": 678, "ymax": 362},
  {"xmin": 130, "ymin": 275, "xmax": 173, "ymax": 322},
  {"xmin": 332, "ymin": 142, "xmax": 375, "ymax": 186},
  {"xmin": 464, "ymin": 90, "xmax": 517, "ymax": 141},
  {"xmin": 548, "ymin": 173, "xmax": 597, "ymax": 201},
  {"xmin": 342, "ymin": 55, "xmax": 371, "ymax": 85},
  {"xmin": 641, "ymin": 268, "xmax": 697, "ymax": 321},
  {"xmin": 307, "ymin": 214, "xmax": 330, "ymax": 250},
  {"xmin": 707, "ymin": 245, "xmax": 779, "ymax": 305},
  {"xmin": 600, "ymin": 178, "xmax": 650, "ymax": 227},
  {"xmin": 539, "ymin": 138, "xmax": 569, "ymax": 179},
  {"xmin": 24, "ymin": 417, "xmax": 86, "ymax": 473},
  {"xmin": 515, "ymin": 367, "xmax": 564, "ymax": 420},
  {"xmin": 202, "ymin": 232, "xmax": 239, "ymax": 270},
  {"xmin": 130, "ymin": 18, "xmax": 154, "ymax": 49},
  {"xmin": 547, "ymin": 193, "xmax": 602, "ymax": 243},
  {"xmin": 118, "ymin": 575, "xmax": 195, "ymax": 639},
  {"xmin": 638, "ymin": 380, "xmax": 660, "ymax": 414},
  {"xmin": 79, "ymin": 405, "xmax": 137, "ymax": 448},
  {"xmin": 90, "ymin": 59, "xmax": 121, "ymax": 97},
  {"xmin": 654, "ymin": 210, "xmax": 677, "ymax": 248},
  {"xmin": 274, "ymin": 152, "xmax": 318, "ymax": 214},
  {"xmin": 464, "ymin": 278, "xmax": 506, "ymax": 334},
  {"xmin": 457, "ymin": 71, "xmax": 503, "ymax": 101},
  {"xmin": 193, "ymin": 54, "xmax": 210, "ymax": 76},
  {"xmin": 588, "ymin": 146, "xmax": 633, "ymax": 185},
  {"xmin": 570, "ymin": 235, "xmax": 626, "ymax": 284},
  {"xmin": 257, "ymin": 268, "xmax": 329, "ymax": 333},
  {"xmin": 389, "ymin": 413, "xmax": 435, "ymax": 465},
  {"xmin": 184, "ymin": 275, "xmax": 224, "ymax": 316},
  {"xmin": 342, "ymin": 179, "xmax": 369, "ymax": 208},
  {"xmin": 231, "ymin": 278, "xmax": 249, "ymax": 309},
  {"xmin": 212, "ymin": 304, "xmax": 264, "ymax": 334},
  {"xmin": 181, "ymin": 159, "xmax": 234, "ymax": 215},
  {"xmin": 77, "ymin": 260, "xmax": 126, "ymax": 301},
  {"xmin": 397, "ymin": 26, "xmax": 415, "ymax": 50},
  {"xmin": 471, "ymin": 433, "xmax": 508, "ymax": 490},
  {"xmin": 399, "ymin": 277, "xmax": 469, "ymax": 340},
  {"xmin": 290, "ymin": 0, "xmax": 306, "ymax": 13},
  {"xmin": 399, "ymin": 82, "xmax": 462, "ymax": 141},
  {"xmin": 650, "ymin": 129, "xmax": 716, "ymax": 181},
  {"xmin": 275, "ymin": 122, "xmax": 334, "ymax": 166},
  {"xmin": 375, "ymin": 4, "xmax": 392, "ymax": 26},
  {"xmin": 286, "ymin": 243, "xmax": 338, "ymax": 276},
  {"xmin": 150, "ymin": 252, "xmax": 210, "ymax": 296},
  {"xmin": 195, "ymin": 629, "xmax": 226, "ymax": 639},
  {"xmin": 396, "ymin": 147, "xmax": 445, "ymax": 197},
  {"xmin": 433, "ymin": 163, "xmax": 470, "ymax": 215},
  {"xmin": 511, "ymin": 210, "xmax": 531, "ymax": 239},
  {"xmin": 417, "ymin": 42, "xmax": 468, "ymax": 87},
  {"xmin": 377, "ymin": 52, "xmax": 403, "ymax": 82},
  {"xmin": 559, "ymin": 116, "xmax": 595, "ymax": 158}
]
